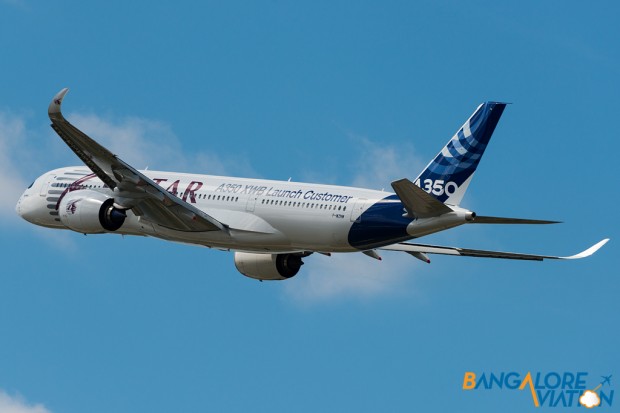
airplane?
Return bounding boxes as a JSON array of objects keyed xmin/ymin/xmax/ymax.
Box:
[
  {"xmin": 16, "ymin": 88, "xmax": 609, "ymax": 280},
  {"xmin": 601, "ymin": 375, "xmax": 612, "ymax": 386}
]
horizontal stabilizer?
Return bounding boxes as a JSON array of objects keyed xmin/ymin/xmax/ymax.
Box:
[
  {"xmin": 471, "ymin": 216, "xmax": 561, "ymax": 225},
  {"xmin": 391, "ymin": 178, "xmax": 452, "ymax": 219},
  {"xmin": 380, "ymin": 239, "xmax": 609, "ymax": 261}
]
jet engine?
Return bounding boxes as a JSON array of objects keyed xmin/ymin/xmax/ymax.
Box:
[
  {"xmin": 58, "ymin": 190, "xmax": 127, "ymax": 234},
  {"xmin": 234, "ymin": 252, "xmax": 305, "ymax": 280}
]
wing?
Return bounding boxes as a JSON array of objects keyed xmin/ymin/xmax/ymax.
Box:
[
  {"xmin": 48, "ymin": 88, "xmax": 226, "ymax": 232},
  {"xmin": 380, "ymin": 239, "xmax": 609, "ymax": 261}
]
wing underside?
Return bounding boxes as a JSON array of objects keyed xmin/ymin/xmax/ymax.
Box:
[
  {"xmin": 48, "ymin": 88, "xmax": 225, "ymax": 232},
  {"xmin": 380, "ymin": 239, "xmax": 609, "ymax": 261}
]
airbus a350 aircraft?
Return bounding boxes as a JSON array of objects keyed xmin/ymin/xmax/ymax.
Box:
[{"xmin": 16, "ymin": 89, "xmax": 608, "ymax": 280}]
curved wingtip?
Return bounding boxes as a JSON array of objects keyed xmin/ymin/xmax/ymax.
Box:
[
  {"xmin": 48, "ymin": 88, "xmax": 69, "ymax": 118},
  {"xmin": 564, "ymin": 238, "xmax": 610, "ymax": 259}
]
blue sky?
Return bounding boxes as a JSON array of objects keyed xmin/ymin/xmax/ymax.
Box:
[{"xmin": 0, "ymin": 1, "xmax": 617, "ymax": 412}]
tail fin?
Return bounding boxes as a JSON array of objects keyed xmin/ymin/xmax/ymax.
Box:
[{"xmin": 415, "ymin": 102, "xmax": 507, "ymax": 205}]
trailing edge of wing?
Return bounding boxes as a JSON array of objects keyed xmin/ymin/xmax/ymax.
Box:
[
  {"xmin": 391, "ymin": 178, "xmax": 452, "ymax": 219},
  {"xmin": 48, "ymin": 88, "xmax": 226, "ymax": 232},
  {"xmin": 380, "ymin": 239, "xmax": 609, "ymax": 261}
]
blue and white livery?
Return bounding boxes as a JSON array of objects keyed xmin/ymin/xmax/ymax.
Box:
[
  {"xmin": 15, "ymin": 89, "xmax": 608, "ymax": 280},
  {"xmin": 415, "ymin": 102, "xmax": 505, "ymax": 205}
]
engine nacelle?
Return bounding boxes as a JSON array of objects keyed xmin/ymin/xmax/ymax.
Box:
[
  {"xmin": 58, "ymin": 190, "xmax": 126, "ymax": 234},
  {"xmin": 234, "ymin": 252, "xmax": 304, "ymax": 281}
]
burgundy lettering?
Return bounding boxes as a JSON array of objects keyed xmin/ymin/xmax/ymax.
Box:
[
  {"xmin": 166, "ymin": 180, "xmax": 180, "ymax": 196},
  {"xmin": 182, "ymin": 181, "xmax": 203, "ymax": 203}
]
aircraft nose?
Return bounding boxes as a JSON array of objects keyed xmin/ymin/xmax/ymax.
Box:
[
  {"xmin": 15, "ymin": 193, "xmax": 24, "ymax": 217},
  {"xmin": 16, "ymin": 193, "xmax": 41, "ymax": 224}
]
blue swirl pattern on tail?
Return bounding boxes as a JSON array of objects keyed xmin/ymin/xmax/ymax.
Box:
[{"xmin": 414, "ymin": 102, "xmax": 506, "ymax": 205}]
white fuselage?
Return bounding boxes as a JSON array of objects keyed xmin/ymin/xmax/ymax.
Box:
[{"xmin": 17, "ymin": 166, "xmax": 470, "ymax": 253}]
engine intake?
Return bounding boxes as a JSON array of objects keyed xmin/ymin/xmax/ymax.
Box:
[
  {"xmin": 234, "ymin": 252, "xmax": 304, "ymax": 280},
  {"xmin": 59, "ymin": 190, "xmax": 126, "ymax": 233}
]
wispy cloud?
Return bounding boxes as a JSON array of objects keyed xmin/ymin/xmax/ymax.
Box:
[
  {"xmin": 68, "ymin": 114, "xmax": 182, "ymax": 171},
  {"xmin": 0, "ymin": 112, "xmax": 31, "ymax": 221},
  {"xmin": 68, "ymin": 113, "xmax": 257, "ymax": 177},
  {"xmin": 349, "ymin": 135, "xmax": 425, "ymax": 190},
  {"xmin": 0, "ymin": 111, "xmax": 81, "ymax": 252},
  {"xmin": 284, "ymin": 252, "xmax": 419, "ymax": 304},
  {"xmin": 0, "ymin": 390, "xmax": 52, "ymax": 413}
]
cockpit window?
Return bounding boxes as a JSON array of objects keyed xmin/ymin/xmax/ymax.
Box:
[{"xmin": 27, "ymin": 181, "xmax": 34, "ymax": 189}]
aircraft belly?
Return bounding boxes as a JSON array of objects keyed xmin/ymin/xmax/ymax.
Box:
[
  {"xmin": 262, "ymin": 211, "xmax": 354, "ymax": 251},
  {"xmin": 136, "ymin": 222, "xmax": 287, "ymax": 251}
]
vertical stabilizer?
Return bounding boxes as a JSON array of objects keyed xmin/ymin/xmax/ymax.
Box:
[{"xmin": 415, "ymin": 102, "xmax": 506, "ymax": 205}]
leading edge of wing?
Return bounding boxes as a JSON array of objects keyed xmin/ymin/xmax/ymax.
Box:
[
  {"xmin": 380, "ymin": 239, "xmax": 609, "ymax": 261},
  {"xmin": 48, "ymin": 88, "xmax": 226, "ymax": 232}
]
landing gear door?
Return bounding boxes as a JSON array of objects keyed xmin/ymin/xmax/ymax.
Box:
[{"xmin": 350, "ymin": 198, "xmax": 368, "ymax": 223}]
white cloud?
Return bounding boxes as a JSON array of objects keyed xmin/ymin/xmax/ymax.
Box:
[
  {"xmin": 0, "ymin": 112, "xmax": 30, "ymax": 221},
  {"xmin": 350, "ymin": 135, "xmax": 425, "ymax": 190},
  {"xmin": 284, "ymin": 252, "xmax": 419, "ymax": 304},
  {"xmin": 68, "ymin": 114, "xmax": 182, "ymax": 170},
  {"xmin": 66, "ymin": 113, "xmax": 195, "ymax": 173},
  {"xmin": 0, "ymin": 390, "xmax": 52, "ymax": 413},
  {"xmin": 67, "ymin": 112, "xmax": 256, "ymax": 177}
]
